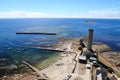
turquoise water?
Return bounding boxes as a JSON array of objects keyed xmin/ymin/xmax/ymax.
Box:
[{"xmin": 0, "ymin": 18, "xmax": 120, "ymax": 76}]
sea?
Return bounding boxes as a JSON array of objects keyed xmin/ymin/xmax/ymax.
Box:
[{"xmin": 0, "ymin": 18, "xmax": 120, "ymax": 76}]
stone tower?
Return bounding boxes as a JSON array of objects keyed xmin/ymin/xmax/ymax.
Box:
[{"xmin": 87, "ymin": 29, "xmax": 94, "ymax": 50}]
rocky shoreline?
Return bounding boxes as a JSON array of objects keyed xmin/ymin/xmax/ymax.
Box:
[
  {"xmin": 92, "ymin": 42, "xmax": 120, "ymax": 67},
  {"xmin": 0, "ymin": 37, "xmax": 120, "ymax": 79}
]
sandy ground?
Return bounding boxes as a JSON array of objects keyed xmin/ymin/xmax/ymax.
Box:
[
  {"xmin": 40, "ymin": 39, "xmax": 77, "ymax": 80},
  {"xmin": 41, "ymin": 52, "xmax": 76, "ymax": 80}
]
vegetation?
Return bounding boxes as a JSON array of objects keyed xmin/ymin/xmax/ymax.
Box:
[
  {"xmin": 107, "ymin": 67, "xmax": 114, "ymax": 73},
  {"xmin": 94, "ymin": 63, "xmax": 100, "ymax": 68},
  {"xmin": 78, "ymin": 46, "xmax": 82, "ymax": 50}
]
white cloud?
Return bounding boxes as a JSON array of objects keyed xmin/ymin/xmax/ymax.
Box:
[
  {"xmin": 1, "ymin": 8, "xmax": 120, "ymax": 18},
  {"xmin": 0, "ymin": 10, "xmax": 82, "ymax": 18},
  {"xmin": 0, "ymin": 10, "xmax": 57, "ymax": 18},
  {"xmin": 88, "ymin": 7, "xmax": 120, "ymax": 18}
]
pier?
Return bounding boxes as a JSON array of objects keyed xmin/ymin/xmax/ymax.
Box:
[
  {"xmin": 35, "ymin": 47, "xmax": 64, "ymax": 52},
  {"xmin": 16, "ymin": 32, "xmax": 57, "ymax": 35}
]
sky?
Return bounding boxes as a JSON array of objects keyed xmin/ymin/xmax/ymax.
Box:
[{"xmin": 0, "ymin": 0, "xmax": 120, "ymax": 18}]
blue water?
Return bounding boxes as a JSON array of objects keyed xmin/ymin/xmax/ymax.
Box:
[
  {"xmin": 0, "ymin": 18, "xmax": 120, "ymax": 50},
  {"xmin": 0, "ymin": 18, "xmax": 120, "ymax": 65},
  {"xmin": 0, "ymin": 18, "xmax": 120, "ymax": 76},
  {"xmin": 0, "ymin": 18, "xmax": 120, "ymax": 53}
]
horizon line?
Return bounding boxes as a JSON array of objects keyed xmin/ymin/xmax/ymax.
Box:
[{"xmin": 0, "ymin": 17, "xmax": 120, "ymax": 19}]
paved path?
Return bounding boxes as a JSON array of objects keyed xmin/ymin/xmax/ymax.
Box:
[{"xmin": 70, "ymin": 49, "xmax": 91, "ymax": 80}]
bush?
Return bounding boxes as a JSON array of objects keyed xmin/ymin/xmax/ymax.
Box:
[
  {"xmin": 107, "ymin": 67, "xmax": 114, "ymax": 73},
  {"xmin": 94, "ymin": 63, "xmax": 100, "ymax": 68},
  {"xmin": 78, "ymin": 46, "xmax": 82, "ymax": 50},
  {"xmin": 107, "ymin": 77, "xmax": 110, "ymax": 80}
]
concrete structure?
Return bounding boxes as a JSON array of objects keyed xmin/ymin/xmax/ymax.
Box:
[
  {"xmin": 96, "ymin": 68, "xmax": 107, "ymax": 80},
  {"xmin": 89, "ymin": 57, "xmax": 97, "ymax": 62},
  {"xmin": 80, "ymin": 38, "xmax": 83, "ymax": 45},
  {"xmin": 87, "ymin": 29, "xmax": 94, "ymax": 50},
  {"xmin": 79, "ymin": 56, "xmax": 87, "ymax": 64},
  {"xmin": 79, "ymin": 38, "xmax": 85, "ymax": 49},
  {"xmin": 82, "ymin": 48, "xmax": 94, "ymax": 58},
  {"xmin": 86, "ymin": 64, "xmax": 91, "ymax": 69}
]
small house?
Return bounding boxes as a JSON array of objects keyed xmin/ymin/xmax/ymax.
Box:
[
  {"xmin": 82, "ymin": 51, "xmax": 94, "ymax": 59},
  {"xmin": 89, "ymin": 57, "xmax": 97, "ymax": 62},
  {"xmin": 96, "ymin": 68, "xmax": 107, "ymax": 80},
  {"xmin": 79, "ymin": 56, "xmax": 87, "ymax": 64}
]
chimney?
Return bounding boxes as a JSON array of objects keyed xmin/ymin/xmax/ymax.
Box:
[{"xmin": 87, "ymin": 29, "xmax": 94, "ymax": 50}]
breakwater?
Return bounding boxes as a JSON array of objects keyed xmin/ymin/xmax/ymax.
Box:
[
  {"xmin": 35, "ymin": 47, "xmax": 64, "ymax": 52},
  {"xmin": 16, "ymin": 32, "xmax": 57, "ymax": 35}
]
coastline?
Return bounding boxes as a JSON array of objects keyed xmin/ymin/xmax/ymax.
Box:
[
  {"xmin": 0, "ymin": 38, "xmax": 79, "ymax": 80},
  {"xmin": 0, "ymin": 37, "xmax": 120, "ymax": 79},
  {"xmin": 34, "ymin": 52, "xmax": 61, "ymax": 70}
]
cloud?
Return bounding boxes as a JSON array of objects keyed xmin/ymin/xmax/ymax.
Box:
[
  {"xmin": 88, "ymin": 7, "xmax": 120, "ymax": 18},
  {"xmin": 0, "ymin": 10, "xmax": 82, "ymax": 18},
  {"xmin": 1, "ymin": 8, "xmax": 120, "ymax": 18},
  {"xmin": 0, "ymin": 10, "xmax": 57, "ymax": 18}
]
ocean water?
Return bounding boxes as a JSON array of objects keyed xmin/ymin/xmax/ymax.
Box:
[{"xmin": 0, "ymin": 18, "xmax": 120, "ymax": 76}]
